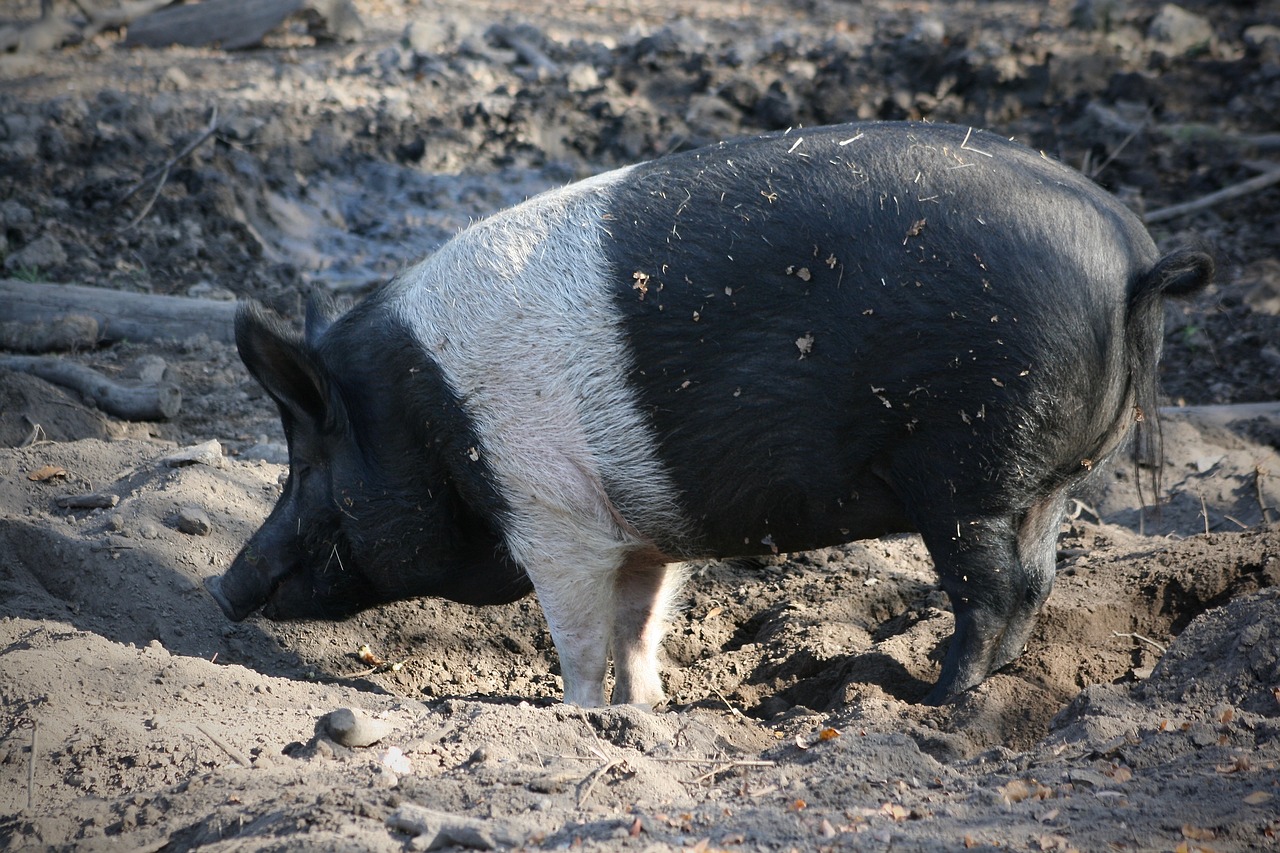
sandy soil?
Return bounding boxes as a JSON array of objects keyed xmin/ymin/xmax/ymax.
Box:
[{"xmin": 2, "ymin": 1, "xmax": 1279, "ymax": 850}]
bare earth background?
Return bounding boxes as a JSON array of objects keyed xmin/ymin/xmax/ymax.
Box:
[{"xmin": 2, "ymin": 0, "xmax": 1280, "ymax": 850}]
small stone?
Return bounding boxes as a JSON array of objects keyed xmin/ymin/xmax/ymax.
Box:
[
  {"xmin": 566, "ymin": 62, "xmax": 600, "ymax": 93},
  {"xmin": 4, "ymin": 233, "xmax": 66, "ymax": 272},
  {"xmin": 1147, "ymin": 4, "xmax": 1213, "ymax": 55},
  {"xmin": 161, "ymin": 67, "xmax": 191, "ymax": 90},
  {"xmin": 132, "ymin": 355, "xmax": 169, "ymax": 384},
  {"xmin": 161, "ymin": 439, "xmax": 223, "ymax": 468},
  {"xmin": 238, "ymin": 441, "xmax": 288, "ymax": 465},
  {"xmin": 176, "ymin": 506, "xmax": 213, "ymax": 536},
  {"xmin": 322, "ymin": 708, "xmax": 391, "ymax": 748},
  {"xmin": 403, "ymin": 18, "xmax": 453, "ymax": 56},
  {"xmin": 1070, "ymin": 0, "xmax": 1125, "ymax": 31},
  {"xmin": 138, "ymin": 520, "xmax": 162, "ymax": 540}
]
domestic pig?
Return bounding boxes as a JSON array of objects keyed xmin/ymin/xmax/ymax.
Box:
[{"xmin": 209, "ymin": 121, "xmax": 1212, "ymax": 706}]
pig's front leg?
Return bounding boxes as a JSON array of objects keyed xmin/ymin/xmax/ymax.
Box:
[
  {"xmin": 610, "ymin": 555, "xmax": 685, "ymax": 707},
  {"xmin": 522, "ymin": 546, "xmax": 620, "ymax": 707}
]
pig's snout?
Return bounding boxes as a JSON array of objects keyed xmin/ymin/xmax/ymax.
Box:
[
  {"xmin": 205, "ymin": 575, "xmax": 250, "ymax": 621},
  {"xmin": 209, "ymin": 548, "xmax": 282, "ymax": 621}
]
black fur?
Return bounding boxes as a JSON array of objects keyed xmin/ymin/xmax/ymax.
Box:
[
  {"xmin": 597, "ymin": 122, "xmax": 1210, "ymax": 701},
  {"xmin": 215, "ymin": 297, "xmax": 529, "ymax": 622}
]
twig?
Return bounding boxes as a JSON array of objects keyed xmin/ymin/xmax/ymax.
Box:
[
  {"xmin": 712, "ymin": 686, "xmax": 745, "ymax": 718},
  {"xmin": 116, "ymin": 105, "xmax": 220, "ymax": 209},
  {"xmin": 1086, "ymin": 104, "xmax": 1280, "ymax": 151},
  {"xmin": 1257, "ymin": 466, "xmax": 1275, "ymax": 525},
  {"xmin": 557, "ymin": 753, "xmax": 775, "ymax": 768},
  {"xmin": 121, "ymin": 164, "xmax": 171, "ymax": 232},
  {"xmin": 1089, "ymin": 110, "xmax": 1149, "ymax": 178},
  {"xmin": 1112, "ymin": 631, "xmax": 1168, "ymax": 655},
  {"xmin": 1200, "ymin": 494, "xmax": 1210, "ymax": 536},
  {"xmin": 26, "ymin": 719, "xmax": 38, "ymax": 812},
  {"xmin": 576, "ymin": 708, "xmax": 609, "ymax": 761},
  {"xmin": 196, "ymin": 723, "xmax": 251, "ymax": 767},
  {"xmin": 19, "ymin": 418, "xmax": 47, "ymax": 448},
  {"xmin": 1145, "ymin": 166, "xmax": 1280, "ymax": 224},
  {"xmin": 959, "ymin": 126, "xmax": 992, "ymax": 158},
  {"xmin": 576, "ymin": 759, "xmax": 620, "ymax": 808}
]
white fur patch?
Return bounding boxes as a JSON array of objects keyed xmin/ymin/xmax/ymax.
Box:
[{"xmin": 388, "ymin": 168, "xmax": 689, "ymax": 704}]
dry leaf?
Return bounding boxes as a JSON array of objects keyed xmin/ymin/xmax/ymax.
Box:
[
  {"xmin": 789, "ymin": 799, "xmax": 807, "ymax": 811},
  {"xmin": 27, "ymin": 465, "xmax": 67, "ymax": 482},
  {"xmin": 818, "ymin": 727, "xmax": 841, "ymax": 741},
  {"xmin": 358, "ymin": 644, "xmax": 384, "ymax": 666},
  {"xmin": 705, "ymin": 606, "xmax": 723, "ymax": 620},
  {"xmin": 632, "ymin": 270, "xmax": 650, "ymax": 299},
  {"xmin": 878, "ymin": 802, "xmax": 909, "ymax": 822},
  {"xmin": 1244, "ymin": 791, "xmax": 1273, "ymax": 806},
  {"xmin": 1182, "ymin": 824, "xmax": 1216, "ymax": 841},
  {"xmin": 1000, "ymin": 779, "xmax": 1051, "ymax": 804},
  {"xmin": 1106, "ymin": 766, "xmax": 1133, "ymax": 783},
  {"xmin": 1216, "ymin": 756, "xmax": 1251, "ymax": 773}
]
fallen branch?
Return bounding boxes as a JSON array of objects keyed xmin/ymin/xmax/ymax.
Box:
[
  {"xmin": 1161, "ymin": 402, "xmax": 1280, "ymax": 429},
  {"xmin": 1, "ymin": 0, "xmax": 171, "ymax": 54},
  {"xmin": 117, "ymin": 106, "xmax": 220, "ymax": 222},
  {"xmin": 1111, "ymin": 631, "xmax": 1168, "ymax": 655},
  {"xmin": 0, "ymin": 313, "xmax": 99, "ymax": 353},
  {"xmin": 576, "ymin": 758, "xmax": 620, "ymax": 808},
  {"xmin": 1145, "ymin": 166, "xmax": 1280, "ymax": 224},
  {"xmin": 124, "ymin": 0, "xmax": 361, "ymax": 50},
  {"xmin": 1258, "ymin": 466, "xmax": 1275, "ymax": 525},
  {"xmin": 1086, "ymin": 104, "xmax": 1280, "ymax": 151},
  {"xmin": 487, "ymin": 23, "xmax": 560, "ymax": 75},
  {"xmin": 386, "ymin": 803, "xmax": 529, "ymax": 848},
  {"xmin": 196, "ymin": 723, "xmax": 251, "ymax": 767},
  {"xmin": 1, "ymin": 279, "xmax": 238, "ymax": 345},
  {"xmin": 0, "ymin": 355, "xmax": 181, "ymax": 421}
]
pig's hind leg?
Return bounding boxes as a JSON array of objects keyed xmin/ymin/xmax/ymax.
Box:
[{"xmin": 609, "ymin": 554, "xmax": 687, "ymax": 706}]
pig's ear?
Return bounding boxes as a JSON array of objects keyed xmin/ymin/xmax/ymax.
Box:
[
  {"xmin": 304, "ymin": 291, "xmax": 340, "ymax": 348},
  {"xmin": 235, "ymin": 302, "xmax": 329, "ymax": 427}
]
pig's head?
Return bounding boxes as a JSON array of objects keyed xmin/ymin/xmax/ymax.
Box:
[{"xmin": 209, "ymin": 298, "xmax": 530, "ymax": 623}]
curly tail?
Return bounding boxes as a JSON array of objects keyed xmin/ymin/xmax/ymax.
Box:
[{"xmin": 1127, "ymin": 248, "xmax": 1215, "ymax": 506}]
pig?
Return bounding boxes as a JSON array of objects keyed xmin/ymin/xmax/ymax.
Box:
[{"xmin": 209, "ymin": 121, "xmax": 1212, "ymax": 706}]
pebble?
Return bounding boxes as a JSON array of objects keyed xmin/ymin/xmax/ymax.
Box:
[
  {"xmin": 4, "ymin": 233, "xmax": 66, "ymax": 272},
  {"xmin": 322, "ymin": 708, "xmax": 391, "ymax": 748},
  {"xmin": 176, "ymin": 506, "xmax": 213, "ymax": 536},
  {"xmin": 403, "ymin": 18, "xmax": 454, "ymax": 56},
  {"xmin": 161, "ymin": 439, "xmax": 224, "ymax": 468},
  {"xmin": 1070, "ymin": 0, "xmax": 1124, "ymax": 31},
  {"xmin": 1147, "ymin": 4, "xmax": 1213, "ymax": 56},
  {"xmin": 238, "ymin": 440, "xmax": 288, "ymax": 465},
  {"xmin": 132, "ymin": 355, "xmax": 169, "ymax": 384}
]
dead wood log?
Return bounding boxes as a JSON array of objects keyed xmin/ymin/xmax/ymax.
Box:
[
  {"xmin": 0, "ymin": 314, "xmax": 100, "ymax": 353},
  {"xmin": 123, "ymin": 0, "xmax": 361, "ymax": 50},
  {"xmin": 1161, "ymin": 402, "xmax": 1280, "ymax": 429},
  {"xmin": 0, "ymin": 355, "xmax": 181, "ymax": 420},
  {"xmin": 1, "ymin": 279, "xmax": 238, "ymax": 345},
  {"xmin": 0, "ymin": 0, "xmax": 170, "ymax": 54}
]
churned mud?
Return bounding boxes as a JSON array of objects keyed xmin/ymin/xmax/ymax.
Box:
[{"xmin": 2, "ymin": 0, "xmax": 1279, "ymax": 850}]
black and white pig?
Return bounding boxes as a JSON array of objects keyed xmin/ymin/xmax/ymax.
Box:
[{"xmin": 210, "ymin": 121, "xmax": 1211, "ymax": 706}]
